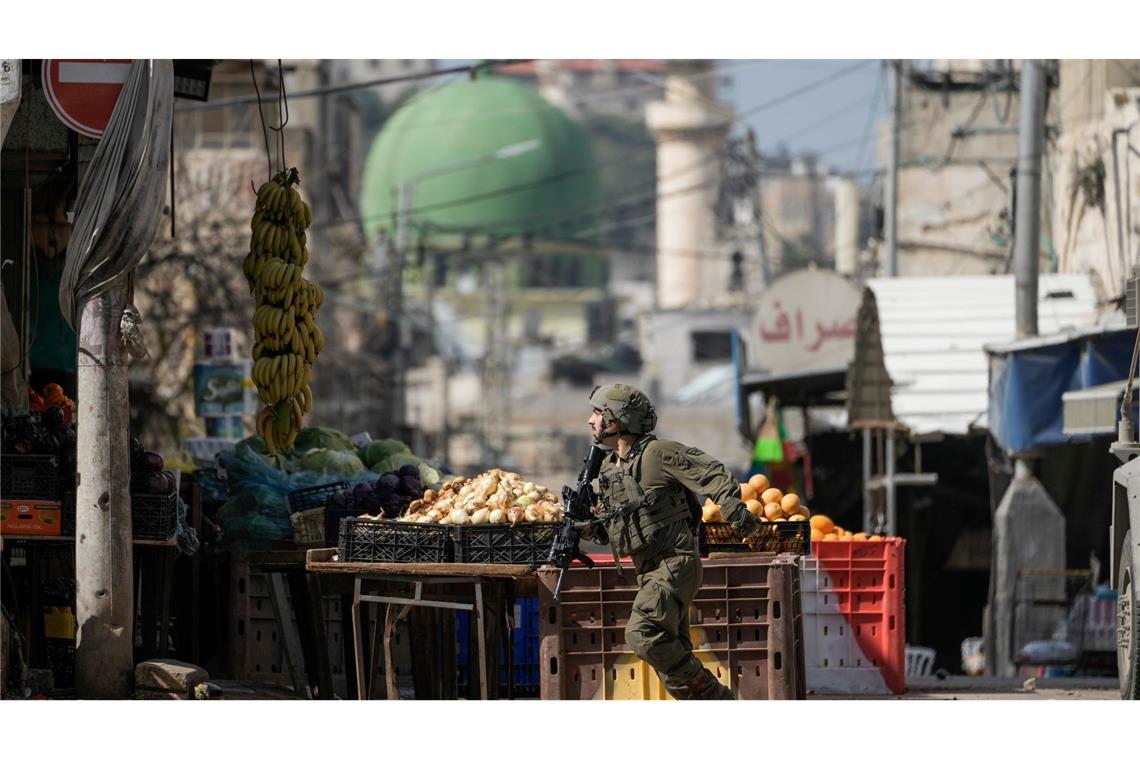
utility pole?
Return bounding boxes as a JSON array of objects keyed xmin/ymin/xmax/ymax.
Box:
[
  {"xmin": 480, "ymin": 252, "xmax": 509, "ymax": 465},
  {"xmin": 745, "ymin": 129, "xmax": 772, "ymax": 286},
  {"xmin": 74, "ymin": 282, "xmax": 135, "ymax": 698},
  {"xmin": 1014, "ymin": 59, "xmax": 1046, "ymax": 338},
  {"xmin": 884, "ymin": 60, "xmax": 902, "ymax": 277}
]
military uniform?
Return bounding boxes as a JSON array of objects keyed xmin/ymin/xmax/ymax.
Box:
[{"xmin": 583, "ymin": 385, "xmax": 762, "ymax": 700}]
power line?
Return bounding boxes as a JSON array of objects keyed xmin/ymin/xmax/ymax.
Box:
[
  {"xmin": 854, "ymin": 62, "xmax": 887, "ymax": 175},
  {"xmin": 175, "ymin": 59, "xmax": 533, "ymax": 112},
  {"xmin": 365, "ymin": 59, "xmax": 772, "ymax": 136},
  {"xmin": 321, "ymin": 63, "xmax": 897, "ymax": 236},
  {"xmin": 735, "ymin": 60, "xmax": 876, "ymax": 119}
]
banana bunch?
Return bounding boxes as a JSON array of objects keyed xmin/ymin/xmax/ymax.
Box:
[{"xmin": 243, "ymin": 169, "xmax": 324, "ymax": 454}]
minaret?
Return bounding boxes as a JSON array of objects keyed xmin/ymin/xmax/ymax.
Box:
[{"xmin": 646, "ymin": 60, "xmax": 732, "ymax": 309}]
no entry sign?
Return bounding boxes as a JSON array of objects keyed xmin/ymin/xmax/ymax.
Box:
[{"xmin": 42, "ymin": 59, "xmax": 133, "ymax": 138}]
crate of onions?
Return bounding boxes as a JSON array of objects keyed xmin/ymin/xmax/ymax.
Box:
[{"xmin": 407, "ymin": 469, "xmax": 564, "ymax": 564}]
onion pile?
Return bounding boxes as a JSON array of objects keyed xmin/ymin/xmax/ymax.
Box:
[{"xmin": 392, "ymin": 469, "xmax": 563, "ymax": 525}]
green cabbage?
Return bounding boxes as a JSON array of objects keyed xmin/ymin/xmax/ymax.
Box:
[
  {"xmin": 301, "ymin": 447, "xmax": 365, "ymax": 475},
  {"xmin": 417, "ymin": 462, "xmax": 442, "ymax": 488},
  {"xmin": 359, "ymin": 438, "xmax": 412, "ymax": 469},
  {"xmin": 292, "ymin": 427, "xmax": 355, "ymax": 454},
  {"xmin": 369, "ymin": 451, "xmax": 422, "ymax": 475}
]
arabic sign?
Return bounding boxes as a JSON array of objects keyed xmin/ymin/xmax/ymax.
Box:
[{"xmin": 751, "ymin": 269, "xmax": 862, "ymax": 375}]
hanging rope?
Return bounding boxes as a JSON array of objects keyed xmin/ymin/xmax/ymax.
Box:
[
  {"xmin": 250, "ymin": 60, "xmax": 274, "ymax": 181},
  {"xmin": 269, "ymin": 59, "xmax": 290, "ymax": 176}
]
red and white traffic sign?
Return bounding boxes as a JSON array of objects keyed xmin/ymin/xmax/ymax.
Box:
[{"xmin": 41, "ymin": 59, "xmax": 133, "ymax": 138}]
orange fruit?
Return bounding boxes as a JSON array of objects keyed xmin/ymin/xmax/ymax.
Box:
[
  {"xmin": 745, "ymin": 499, "xmax": 764, "ymax": 517},
  {"xmin": 761, "ymin": 487, "xmax": 784, "ymax": 505},
  {"xmin": 868, "ymin": 535, "xmax": 884, "ymax": 542},
  {"xmin": 822, "ymin": 533, "xmax": 839, "ymax": 541},
  {"xmin": 839, "ymin": 533, "xmax": 853, "ymax": 541},
  {"xmin": 852, "ymin": 532, "xmax": 869, "ymax": 541},
  {"xmin": 780, "ymin": 493, "xmax": 800, "ymax": 515},
  {"xmin": 748, "ymin": 474, "xmax": 770, "ymax": 493},
  {"xmin": 810, "ymin": 527, "xmax": 824, "ymax": 541},
  {"xmin": 773, "ymin": 517, "xmax": 788, "ymax": 522},
  {"xmin": 763, "ymin": 502, "xmax": 784, "ymax": 521},
  {"xmin": 795, "ymin": 504, "xmax": 811, "ymax": 518},
  {"xmin": 740, "ymin": 483, "xmax": 757, "ymax": 502},
  {"xmin": 759, "ymin": 516, "xmax": 770, "ymax": 523},
  {"xmin": 789, "ymin": 514, "xmax": 807, "ymax": 522},
  {"xmin": 809, "ymin": 515, "xmax": 835, "ymax": 534}
]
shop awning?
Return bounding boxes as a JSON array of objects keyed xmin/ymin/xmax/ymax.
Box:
[{"xmin": 986, "ymin": 325, "xmax": 1136, "ymax": 454}]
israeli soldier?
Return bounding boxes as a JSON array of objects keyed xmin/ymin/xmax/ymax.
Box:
[{"xmin": 582, "ymin": 383, "xmax": 764, "ymax": 700}]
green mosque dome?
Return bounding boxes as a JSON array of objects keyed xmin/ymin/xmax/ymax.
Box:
[{"xmin": 360, "ymin": 73, "xmax": 606, "ymax": 244}]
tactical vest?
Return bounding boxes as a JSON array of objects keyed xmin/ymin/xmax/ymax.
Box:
[{"xmin": 596, "ymin": 458, "xmax": 693, "ymax": 559}]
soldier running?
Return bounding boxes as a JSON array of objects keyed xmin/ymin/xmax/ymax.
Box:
[{"xmin": 579, "ymin": 383, "xmax": 764, "ymax": 700}]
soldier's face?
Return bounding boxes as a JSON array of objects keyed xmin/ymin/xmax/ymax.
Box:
[{"xmin": 588, "ymin": 409, "xmax": 619, "ymax": 445}]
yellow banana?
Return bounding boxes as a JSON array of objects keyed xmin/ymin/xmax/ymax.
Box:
[
  {"xmin": 256, "ymin": 181, "xmax": 277, "ymax": 205},
  {"xmin": 290, "ymin": 395, "xmax": 303, "ymax": 429},
  {"xmin": 301, "ymin": 384, "xmax": 313, "ymax": 414}
]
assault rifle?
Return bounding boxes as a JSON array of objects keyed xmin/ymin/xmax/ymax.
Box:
[{"xmin": 548, "ymin": 444, "xmax": 608, "ymax": 600}]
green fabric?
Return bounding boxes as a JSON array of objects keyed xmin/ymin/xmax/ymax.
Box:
[
  {"xmin": 593, "ymin": 435, "xmax": 751, "ymax": 567},
  {"xmin": 624, "ymin": 526, "xmax": 705, "ymax": 691},
  {"xmin": 28, "ymin": 256, "xmax": 76, "ymax": 373},
  {"xmin": 753, "ymin": 406, "xmax": 787, "ymax": 463}
]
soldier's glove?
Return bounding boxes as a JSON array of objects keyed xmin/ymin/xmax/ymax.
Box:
[{"xmin": 729, "ymin": 509, "xmax": 767, "ymax": 549}]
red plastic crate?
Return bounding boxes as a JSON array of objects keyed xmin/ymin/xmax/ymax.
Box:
[{"xmin": 800, "ymin": 538, "xmax": 906, "ymax": 694}]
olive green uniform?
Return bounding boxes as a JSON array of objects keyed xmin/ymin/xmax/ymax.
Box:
[{"xmin": 588, "ymin": 433, "xmax": 759, "ymax": 698}]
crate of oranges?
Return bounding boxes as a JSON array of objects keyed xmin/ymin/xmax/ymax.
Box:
[{"xmin": 698, "ymin": 474, "xmax": 812, "ymax": 555}]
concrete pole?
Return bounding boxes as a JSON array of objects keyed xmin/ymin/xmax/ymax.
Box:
[
  {"xmin": 1014, "ymin": 60, "xmax": 1046, "ymax": 339},
  {"xmin": 646, "ymin": 60, "xmax": 731, "ymax": 308},
  {"xmin": 74, "ymin": 281, "xmax": 134, "ymax": 698},
  {"xmin": 831, "ymin": 177, "xmax": 860, "ymax": 276},
  {"xmin": 884, "ymin": 60, "xmax": 902, "ymax": 277}
]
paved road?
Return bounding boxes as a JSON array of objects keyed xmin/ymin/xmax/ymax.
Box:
[{"xmin": 810, "ymin": 675, "xmax": 1121, "ymax": 700}]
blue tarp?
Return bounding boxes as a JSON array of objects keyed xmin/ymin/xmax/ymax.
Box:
[{"xmin": 988, "ymin": 328, "xmax": 1137, "ymax": 454}]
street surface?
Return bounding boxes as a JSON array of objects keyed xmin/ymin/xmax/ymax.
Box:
[{"xmin": 811, "ymin": 676, "xmax": 1120, "ymax": 700}]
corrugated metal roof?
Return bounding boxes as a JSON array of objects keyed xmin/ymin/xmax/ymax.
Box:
[{"xmin": 866, "ymin": 274, "xmax": 1101, "ymax": 435}]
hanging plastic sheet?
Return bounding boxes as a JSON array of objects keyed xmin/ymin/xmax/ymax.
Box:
[
  {"xmin": 59, "ymin": 60, "xmax": 172, "ymax": 328},
  {"xmin": 987, "ymin": 327, "xmax": 1136, "ymax": 455}
]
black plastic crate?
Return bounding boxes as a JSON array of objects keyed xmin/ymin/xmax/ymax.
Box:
[
  {"xmin": 338, "ymin": 518, "xmax": 453, "ymax": 563},
  {"xmin": 44, "ymin": 638, "xmax": 75, "ymax": 688},
  {"xmin": 1, "ymin": 454, "xmax": 62, "ymax": 501},
  {"xmin": 286, "ymin": 482, "xmax": 349, "ymax": 514},
  {"xmin": 131, "ymin": 491, "xmax": 178, "ymax": 540},
  {"xmin": 453, "ymin": 522, "xmax": 560, "ymax": 565},
  {"xmin": 698, "ymin": 520, "xmax": 812, "ymax": 556},
  {"xmin": 60, "ymin": 491, "xmax": 76, "ymax": 536}
]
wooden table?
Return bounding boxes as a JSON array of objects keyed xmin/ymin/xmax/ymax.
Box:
[{"xmin": 306, "ymin": 548, "xmax": 540, "ymax": 700}]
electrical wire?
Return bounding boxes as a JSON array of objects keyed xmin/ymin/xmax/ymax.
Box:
[
  {"xmin": 853, "ymin": 62, "xmax": 887, "ymax": 176},
  {"xmin": 734, "ymin": 60, "xmax": 876, "ymax": 119},
  {"xmin": 176, "ymin": 59, "xmax": 535, "ymax": 112}
]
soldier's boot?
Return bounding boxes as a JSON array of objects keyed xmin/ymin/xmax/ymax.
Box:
[{"xmin": 683, "ymin": 668, "xmax": 736, "ymax": 700}]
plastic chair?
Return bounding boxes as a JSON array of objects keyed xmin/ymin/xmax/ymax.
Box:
[{"xmin": 905, "ymin": 645, "xmax": 936, "ymax": 678}]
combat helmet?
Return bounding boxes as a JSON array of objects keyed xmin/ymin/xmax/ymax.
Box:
[{"xmin": 588, "ymin": 384, "xmax": 657, "ymax": 442}]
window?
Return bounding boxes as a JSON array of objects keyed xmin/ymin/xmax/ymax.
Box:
[{"xmin": 691, "ymin": 330, "xmax": 733, "ymax": 362}]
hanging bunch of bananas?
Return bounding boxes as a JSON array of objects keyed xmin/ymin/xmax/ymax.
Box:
[{"xmin": 242, "ymin": 168, "xmax": 325, "ymax": 454}]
